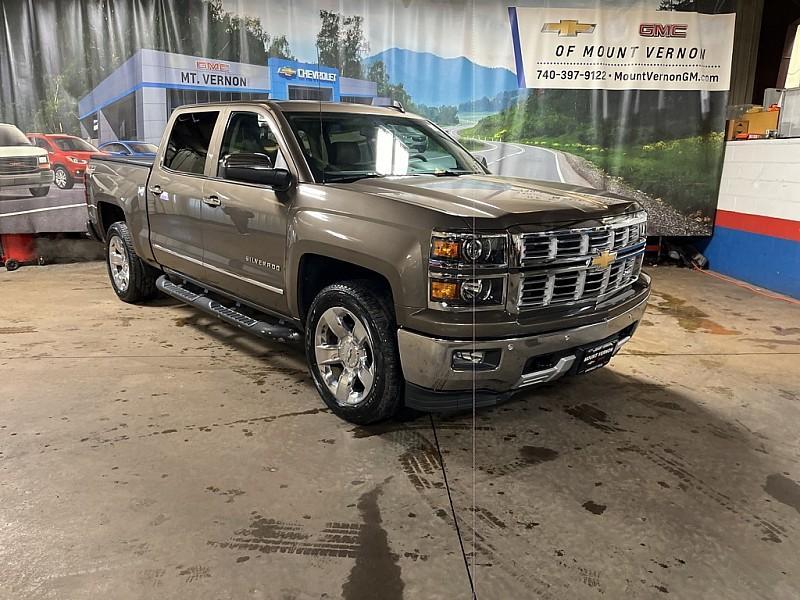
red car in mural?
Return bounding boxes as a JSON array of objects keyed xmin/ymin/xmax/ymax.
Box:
[{"xmin": 26, "ymin": 133, "xmax": 106, "ymax": 190}]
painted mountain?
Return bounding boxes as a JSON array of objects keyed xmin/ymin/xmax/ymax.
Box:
[{"xmin": 365, "ymin": 48, "xmax": 519, "ymax": 106}]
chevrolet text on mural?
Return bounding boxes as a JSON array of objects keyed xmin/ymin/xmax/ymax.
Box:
[{"xmin": 509, "ymin": 7, "xmax": 736, "ymax": 90}]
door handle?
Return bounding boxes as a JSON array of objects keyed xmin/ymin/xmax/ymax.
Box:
[
  {"xmin": 203, "ymin": 195, "xmax": 221, "ymax": 207},
  {"xmin": 148, "ymin": 185, "xmax": 162, "ymax": 195}
]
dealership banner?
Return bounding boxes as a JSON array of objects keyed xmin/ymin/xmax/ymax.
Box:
[
  {"xmin": 0, "ymin": 0, "xmax": 736, "ymax": 237},
  {"xmin": 509, "ymin": 7, "xmax": 735, "ymax": 91}
]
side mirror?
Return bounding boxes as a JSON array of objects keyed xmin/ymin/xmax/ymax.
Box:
[{"xmin": 222, "ymin": 153, "xmax": 292, "ymax": 191}]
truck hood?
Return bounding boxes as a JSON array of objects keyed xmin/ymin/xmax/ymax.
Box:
[
  {"xmin": 343, "ymin": 174, "xmax": 639, "ymax": 225},
  {"xmin": 0, "ymin": 145, "xmax": 46, "ymax": 158}
]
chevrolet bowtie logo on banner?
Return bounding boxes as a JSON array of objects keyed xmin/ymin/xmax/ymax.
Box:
[
  {"xmin": 541, "ymin": 19, "xmax": 596, "ymax": 37},
  {"xmin": 277, "ymin": 66, "xmax": 296, "ymax": 78}
]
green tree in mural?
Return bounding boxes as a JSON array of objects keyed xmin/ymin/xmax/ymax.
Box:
[
  {"xmin": 267, "ymin": 35, "xmax": 296, "ymax": 60},
  {"xmin": 317, "ymin": 10, "xmax": 341, "ymax": 68},
  {"xmin": 316, "ymin": 10, "xmax": 368, "ymax": 77},
  {"xmin": 366, "ymin": 60, "xmax": 411, "ymax": 107}
]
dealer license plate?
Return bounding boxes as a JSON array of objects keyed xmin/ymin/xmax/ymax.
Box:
[{"xmin": 576, "ymin": 339, "xmax": 617, "ymax": 374}]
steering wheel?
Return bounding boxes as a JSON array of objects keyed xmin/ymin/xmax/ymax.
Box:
[{"xmin": 410, "ymin": 153, "xmax": 429, "ymax": 162}]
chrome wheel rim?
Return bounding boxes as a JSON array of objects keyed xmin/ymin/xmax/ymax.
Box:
[
  {"xmin": 314, "ymin": 306, "xmax": 375, "ymax": 407},
  {"xmin": 108, "ymin": 235, "xmax": 130, "ymax": 292},
  {"xmin": 54, "ymin": 168, "xmax": 68, "ymax": 188}
]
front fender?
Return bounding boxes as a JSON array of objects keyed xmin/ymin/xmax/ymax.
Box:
[{"xmin": 287, "ymin": 208, "xmax": 428, "ymax": 323}]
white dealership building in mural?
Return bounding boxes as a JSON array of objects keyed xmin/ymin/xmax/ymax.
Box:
[{"xmin": 78, "ymin": 48, "xmax": 379, "ymax": 145}]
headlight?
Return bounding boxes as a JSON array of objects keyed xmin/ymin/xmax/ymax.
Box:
[
  {"xmin": 430, "ymin": 276, "xmax": 505, "ymax": 308},
  {"xmin": 37, "ymin": 155, "xmax": 49, "ymax": 164},
  {"xmin": 430, "ymin": 232, "xmax": 507, "ymax": 267},
  {"xmin": 67, "ymin": 156, "xmax": 87, "ymax": 164}
]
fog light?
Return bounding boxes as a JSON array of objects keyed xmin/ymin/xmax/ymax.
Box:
[
  {"xmin": 452, "ymin": 349, "xmax": 501, "ymax": 371},
  {"xmin": 430, "ymin": 279, "xmax": 459, "ymax": 301}
]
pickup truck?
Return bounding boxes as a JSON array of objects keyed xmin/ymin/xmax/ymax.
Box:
[
  {"xmin": 86, "ymin": 101, "xmax": 650, "ymax": 424},
  {"xmin": 0, "ymin": 123, "xmax": 53, "ymax": 197}
]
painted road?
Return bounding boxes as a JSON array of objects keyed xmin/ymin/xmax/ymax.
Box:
[
  {"xmin": 448, "ymin": 124, "xmax": 594, "ymax": 188},
  {"xmin": 0, "ymin": 186, "xmax": 87, "ymax": 233}
]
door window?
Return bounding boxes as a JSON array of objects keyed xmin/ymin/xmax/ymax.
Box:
[
  {"xmin": 163, "ymin": 111, "xmax": 219, "ymax": 175},
  {"xmin": 218, "ymin": 111, "xmax": 288, "ymax": 177},
  {"xmin": 104, "ymin": 143, "xmax": 128, "ymax": 153}
]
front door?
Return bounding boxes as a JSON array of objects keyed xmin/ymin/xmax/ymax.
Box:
[
  {"xmin": 201, "ymin": 108, "xmax": 293, "ymax": 314},
  {"xmin": 147, "ymin": 109, "xmax": 220, "ymax": 281}
]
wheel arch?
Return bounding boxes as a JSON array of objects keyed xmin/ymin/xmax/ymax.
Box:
[{"xmin": 294, "ymin": 251, "xmax": 398, "ymax": 327}]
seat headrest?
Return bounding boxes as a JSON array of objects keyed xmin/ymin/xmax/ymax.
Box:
[{"xmin": 331, "ymin": 141, "xmax": 360, "ymax": 166}]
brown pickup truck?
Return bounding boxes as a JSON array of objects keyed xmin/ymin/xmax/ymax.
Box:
[{"xmin": 86, "ymin": 101, "xmax": 650, "ymax": 424}]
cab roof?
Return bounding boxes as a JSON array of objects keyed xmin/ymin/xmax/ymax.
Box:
[{"xmin": 173, "ymin": 100, "xmax": 420, "ymax": 119}]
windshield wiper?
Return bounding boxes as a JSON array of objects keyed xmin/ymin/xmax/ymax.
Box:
[
  {"xmin": 417, "ymin": 170, "xmax": 475, "ymax": 177},
  {"xmin": 323, "ymin": 172, "xmax": 387, "ymax": 183}
]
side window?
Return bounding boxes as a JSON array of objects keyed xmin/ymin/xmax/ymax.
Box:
[
  {"xmin": 34, "ymin": 138, "xmax": 50, "ymax": 150},
  {"xmin": 218, "ymin": 111, "xmax": 288, "ymax": 177},
  {"xmin": 163, "ymin": 111, "xmax": 219, "ymax": 175},
  {"xmin": 106, "ymin": 143, "xmax": 127, "ymax": 154}
]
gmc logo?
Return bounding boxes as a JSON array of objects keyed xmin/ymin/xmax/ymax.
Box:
[
  {"xmin": 195, "ymin": 60, "xmax": 230, "ymax": 72},
  {"xmin": 639, "ymin": 23, "xmax": 688, "ymax": 38}
]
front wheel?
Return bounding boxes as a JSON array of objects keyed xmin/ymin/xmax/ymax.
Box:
[
  {"xmin": 29, "ymin": 186, "xmax": 49, "ymax": 197},
  {"xmin": 305, "ymin": 281, "xmax": 402, "ymax": 424},
  {"xmin": 54, "ymin": 166, "xmax": 74, "ymax": 190},
  {"xmin": 105, "ymin": 221, "xmax": 158, "ymax": 303}
]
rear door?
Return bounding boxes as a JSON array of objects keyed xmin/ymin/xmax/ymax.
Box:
[
  {"xmin": 147, "ymin": 109, "xmax": 221, "ymax": 280},
  {"xmin": 200, "ymin": 107, "xmax": 295, "ymax": 313}
]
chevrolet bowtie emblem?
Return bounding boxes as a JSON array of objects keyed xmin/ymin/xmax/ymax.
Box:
[
  {"xmin": 591, "ymin": 249, "xmax": 617, "ymax": 270},
  {"xmin": 542, "ymin": 19, "xmax": 596, "ymax": 36}
]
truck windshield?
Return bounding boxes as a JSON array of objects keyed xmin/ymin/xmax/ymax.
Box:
[
  {"xmin": 0, "ymin": 125, "xmax": 32, "ymax": 147},
  {"xmin": 52, "ymin": 137, "xmax": 98, "ymax": 152},
  {"xmin": 285, "ymin": 112, "xmax": 482, "ymax": 183}
]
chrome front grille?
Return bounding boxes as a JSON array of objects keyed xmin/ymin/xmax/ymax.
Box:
[
  {"xmin": 519, "ymin": 213, "xmax": 647, "ymax": 265},
  {"xmin": 513, "ymin": 212, "xmax": 647, "ymax": 311},
  {"xmin": 0, "ymin": 156, "xmax": 38, "ymax": 175},
  {"xmin": 518, "ymin": 252, "xmax": 645, "ymax": 309}
]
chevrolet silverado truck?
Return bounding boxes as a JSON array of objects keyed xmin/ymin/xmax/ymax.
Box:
[
  {"xmin": 86, "ymin": 101, "xmax": 650, "ymax": 424},
  {"xmin": 0, "ymin": 124, "xmax": 53, "ymax": 197}
]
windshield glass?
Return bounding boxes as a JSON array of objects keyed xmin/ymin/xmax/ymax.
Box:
[
  {"xmin": 130, "ymin": 143, "xmax": 158, "ymax": 154},
  {"xmin": 285, "ymin": 112, "xmax": 482, "ymax": 182},
  {"xmin": 52, "ymin": 137, "xmax": 98, "ymax": 152},
  {"xmin": 0, "ymin": 125, "xmax": 32, "ymax": 147}
]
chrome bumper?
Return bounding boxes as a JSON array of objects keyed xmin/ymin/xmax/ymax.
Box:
[{"xmin": 398, "ymin": 293, "xmax": 648, "ymax": 398}]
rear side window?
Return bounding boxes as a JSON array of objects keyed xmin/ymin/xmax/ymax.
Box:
[{"xmin": 163, "ymin": 111, "xmax": 219, "ymax": 175}]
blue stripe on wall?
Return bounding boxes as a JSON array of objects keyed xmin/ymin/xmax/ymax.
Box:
[{"xmin": 702, "ymin": 226, "xmax": 800, "ymax": 299}]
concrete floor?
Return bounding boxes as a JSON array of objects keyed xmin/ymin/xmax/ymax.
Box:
[{"xmin": 1, "ymin": 262, "xmax": 799, "ymax": 599}]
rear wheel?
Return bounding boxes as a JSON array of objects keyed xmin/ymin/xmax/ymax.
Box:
[
  {"xmin": 54, "ymin": 166, "xmax": 73, "ymax": 190},
  {"xmin": 105, "ymin": 221, "xmax": 158, "ymax": 303},
  {"xmin": 29, "ymin": 187, "xmax": 49, "ymax": 197},
  {"xmin": 305, "ymin": 281, "xmax": 402, "ymax": 424}
]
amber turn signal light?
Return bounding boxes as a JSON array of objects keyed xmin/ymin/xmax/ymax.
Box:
[
  {"xmin": 430, "ymin": 279, "xmax": 459, "ymax": 301},
  {"xmin": 431, "ymin": 239, "xmax": 460, "ymax": 259}
]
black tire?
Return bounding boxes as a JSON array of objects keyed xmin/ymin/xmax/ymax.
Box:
[
  {"xmin": 305, "ymin": 280, "xmax": 402, "ymax": 424},
  {"xmin": 5, "ymin": 259, "xmax": 19, "ymax": 272},
  {"xmin": 54, "ymin": 166, "xmax": 74, "ymax": 190},
  {"xmin": 105, "ymin": 221, "xmax": 159, "ymax": 303},
  {"xmin": 29, "ymin": 186, "xmax": 49, "ymax": 197}
]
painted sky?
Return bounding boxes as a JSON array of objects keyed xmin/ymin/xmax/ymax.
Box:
[{"xmin": 220, "ymin": 0, "xmax": 664, "ymax": 71}]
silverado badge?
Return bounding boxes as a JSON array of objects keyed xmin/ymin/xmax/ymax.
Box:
[{"xmin": 591, "ymin": 249, "xmax": 617, "ymax": 270}]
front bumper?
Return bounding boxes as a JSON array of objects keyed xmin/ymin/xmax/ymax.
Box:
[
  {"xmin": 65, "ymin": 163, "xmax": 86, "ymax": 181},
  {"xmin": 0, "ymin": 170, "xmax": 54, "ymax": 191},
  {"xmin": 398, "ymin": 285, "xmax": 649, "ymax": 411}
]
